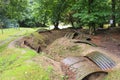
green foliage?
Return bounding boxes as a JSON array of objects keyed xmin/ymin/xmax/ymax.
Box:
[
  {"xmin": 0, "ymin": 0, "xmax": 28, "ymax": 21},
  {"xmin": 72, "ymin": 0, "xmax": 110, "ymax": 26},
  {"xmin": 1, "ymin": 0, "xmax": 120, "ymax": 30},
  {"xmin": 115, "ymin": 0, "xmax": 120, "ymax": 23},
  {"xmin": 51, "ymin": 0, "xmax": 67, "ymax": 22}
]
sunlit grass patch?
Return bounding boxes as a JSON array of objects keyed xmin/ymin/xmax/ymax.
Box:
[
  {"xmin": 0, "ymin": 64, "xmax": 50, "ymax": 80},
  {"xmin": 0, "ymin": 28, "xmax": 38, "ymax": 41},
  {"xmin": 0, "ymin": 42, "xmax": 8, "ymax": 52},
  {"xmin": 0, "ymin": 48, "xmax": 36, "ymax": 71},
  {"xmin": 0, "ymin": 47, "xmax": 51, "ymax": 80}
]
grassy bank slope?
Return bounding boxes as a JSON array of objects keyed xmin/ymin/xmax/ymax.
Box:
[{"xmin": 0, "ymin": 28, "xmax": 52, "ymax": 80}]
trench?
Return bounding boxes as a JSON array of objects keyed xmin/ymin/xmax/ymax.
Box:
[
  {"xmin": 20, "ymin": 29, "xmax": 69, "ymax": 52},
  {"xmin": 21, "ymin": 28, "xmax": 92, "ymax": 53},
  {"xmin": 19, "ymin": 28, "xmax": 114, "ymax": 80}
]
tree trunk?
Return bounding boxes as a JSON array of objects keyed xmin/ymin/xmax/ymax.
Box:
[
  {"xmin": 69, "ymin": 14, "xmax": 75, "ymax": 28},
  {"xmin": 89, "ymin": 23, "xmax": 96, "ymax": 35},
  {"xmin": 88, "ymin": 0, "xmax": 93, "ymax": 13},
  {"xmin": 53, "ymin": 22, "xmax": 59, "ymax": 30},
  {"xmin": 99, "ymin": 24, "xmax": 104, "ymax": 28},
  {"xmin": 70, "ymin": 20, "xmax": 74, "ymax": 28},
  {"xmin": 76, "ymin": 19, "xmax": 82, "ymax": 29},
  {"xmin": 0, "ymin": 26, "xmax": 3, "ymax": 34},
  {"xmin": 111, "ymin": 0, "xmax": 116, "ymax": 27},
  {"xmin": 43, "ymin": 12, "xmax": 47, "ymax": 27},
  {"xmin": 88, "ymin": 0, "xmax": 94, "ymax": 35}
]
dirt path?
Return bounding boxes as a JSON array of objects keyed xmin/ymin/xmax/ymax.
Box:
[
  {"xmin": 8, "ymin": 36, "xmax": 24, "ymax": 48},
  {"xmin": 0, "ymin": 37, "xmax": 14, "ymax": 46},
  {"xmin": 0, "ymin": 31, "xmax": 24, "ymax": 47}
]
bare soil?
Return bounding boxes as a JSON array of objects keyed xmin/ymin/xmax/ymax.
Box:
[{"xmin": 91, "ymin": 28, "xmax": 120, "ymax": 58}]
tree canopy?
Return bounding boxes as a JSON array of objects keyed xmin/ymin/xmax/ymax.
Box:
[{"xmin": 0, "ymin": 0, "xmax": 120, "ymax": 33}]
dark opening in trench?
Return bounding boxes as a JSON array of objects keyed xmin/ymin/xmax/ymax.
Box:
[{"xmin": 82, "ymin": 71, "xmax": 108, "ymax": 80}]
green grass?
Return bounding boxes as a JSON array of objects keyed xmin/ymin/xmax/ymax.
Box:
[
  {"xmin": 104, "ymin": 69, "xmax": 120, "ymax": 80},
  {"xmin": 0, "ymin": 47, "xmax": 51, "ymax": 80},
  {"xmin": 0, "ymin": 64, "xmax": 50, "ymax": 80},
  {"xmin": 0, "ymin": 42, "xmax": 8, "ymax": 52},
  {"xmin": 0, "ymin": 27, "xmax": 52, "ymax": 80},
  {"xmin": 0, "ymin": 27, "xmax": 38, "ymax": 52},
  {"xmin": 0, "ymin": 28, "xmax": 38, "ymax": 41}
]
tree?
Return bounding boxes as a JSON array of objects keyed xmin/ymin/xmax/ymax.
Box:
[
  {"xmin": 72, "ymin": 0, "xmax": 110, "ymax": 34},
  {"xmin": 0, "ymin": 20, "xmax": 4, "ymax": 34},
  {"xmin": 0, "ymin": 0, "xmax": 28, "ymax": 23},
  {"xmin": 111, "ymin": 0, "xmax": 116, "ymax": 27},
  {"xmin": 115, "ymin": 0, "xmax": 120, "ymax": 26},
  {"xmin": 61, "ymin": 0, "xmax": 76, "ymax": 28},
  {"xmin": 50, "ymin": 0, "xmax": 68, "ymax": 29},
  {"xmin": 33, "ymin": 0, "xmax": 53, "ymax": 27}
]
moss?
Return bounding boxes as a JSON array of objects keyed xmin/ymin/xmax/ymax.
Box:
[
  {"xmin": 68, "ymin": 45, "xmax": 80, "ymax": 51},
  {"xmin": 32, "ymin": 32, "xmax": 47, "ymax": 47},
  {"xmin": 104, "ymin": 69, "xmax": 120, "ymax": 80}
]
